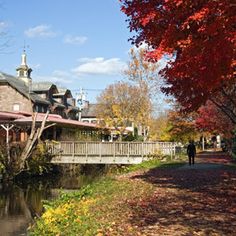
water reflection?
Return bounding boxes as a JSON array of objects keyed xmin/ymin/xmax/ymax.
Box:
[
  {"xmin": 0, "ymin": 173, "xmax": 101, "ymax": 236},
  {"xmin": 0, "ymin": 181, "xmax": 55, "ymax": 236}
]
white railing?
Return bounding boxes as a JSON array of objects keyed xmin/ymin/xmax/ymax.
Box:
[{"xmin": 50, "ymin": 141, "xmax": 176, "ymax": 164}]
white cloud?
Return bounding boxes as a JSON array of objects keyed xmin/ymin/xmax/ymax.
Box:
[
  {"xmin": 0, "ymin": 21, "xmax": 8, "ymax": 30},
  {"xmin": 72, "ymin": 57, "xmax": 127, "ymax": 76},
  {"xmin": 24, "ymin": 25, "xmax": 57, "ymax": 38},
  {"xmin": 64, "ymin": 35, "xmax": 87, "ymax": 45}
]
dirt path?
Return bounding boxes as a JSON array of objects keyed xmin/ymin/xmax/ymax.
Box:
[
  {"xmin": 125, "ymin": 152, "xmax": 236, "ymax": 236},
  {"xmin": 180, "ymin": 151, "xmax": 233, "ymax": 170}
]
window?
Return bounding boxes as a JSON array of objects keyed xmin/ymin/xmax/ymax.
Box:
[
  {"xmin": 13, "ymin": 103, "xmax": 20, "ymax": 111},
  {"xmin": 19, "ymin": 71, "xmax": 24, "ymax": 77},
  {"xmin": 35, "ymin": 105, "xmax": 39, "ymax": 112}
]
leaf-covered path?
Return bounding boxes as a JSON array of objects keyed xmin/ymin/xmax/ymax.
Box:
[
  {"xmin": 31, "ymin": 152, "xmax": 236, "ymax": 236},
  {"xmin": 121, "ymin": 152, "xmax": 236, "ymax": 236}
]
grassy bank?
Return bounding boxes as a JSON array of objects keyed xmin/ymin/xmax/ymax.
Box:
[{"xmin": 29, "ymin": 157, "xmax": 185, "ymax": 236}]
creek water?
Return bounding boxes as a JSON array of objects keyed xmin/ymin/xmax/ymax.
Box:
[{"xmin": 0, "ymin": 171, "xmax": 102, "ymax": 236}]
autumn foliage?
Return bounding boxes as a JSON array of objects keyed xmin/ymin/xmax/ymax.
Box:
[
  {"xmin": 196, "ymin": 100, "xmax": 234, "ymax": 138},
  {"xmin": 121, "ymin": 0, "xmax": 235, "ymax": 115},
  {"xmin": 96, "ymin": 82, "xmax": 152, "ymax": 135},
  {"xmin": 167, "ymin": 109, "xmax": 198, "ymax": 142}
]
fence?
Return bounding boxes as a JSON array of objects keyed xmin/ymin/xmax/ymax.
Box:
[{"xmin": 50, "ymin": 141, "xmax": 177, "ymax": 164}]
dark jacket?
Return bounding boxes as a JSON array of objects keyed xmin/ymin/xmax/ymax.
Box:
[{"xmin": 187, "ymin": 143, "xmax": 196, "ymax": 157}]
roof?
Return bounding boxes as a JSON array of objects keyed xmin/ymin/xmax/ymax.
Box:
[
  {"xmin": 0, "ymin": 111, "xmax": 26, "ymax": 121},
  {"xmin": 31, "ymin": 82, "xmax": 57, "ymax": 92},
  {"xmin": 0, "ymin": 72, "xmax": 50, "ymax": 105},
  {"xmin": 52, "ymin": 100, "xmax": 66, "ymax": 109},
  {"xmin": 81, "ymin": 104, "xmax": 97, "ymax": 118},
  {"xmin": 14, "ymin": 113, "xmax": 98, "ymax": 129},
  {"xmin": 53, "ymin": 88, "xmax": 72, "ymax": 97}
]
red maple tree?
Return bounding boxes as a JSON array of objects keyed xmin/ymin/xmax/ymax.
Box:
[
  {"xmin": 196, "ymin": 100, "xmax": 234, "ymax": 138},
  {"xmin": 121, "ymin": 0, "xmax": 235, "ymax": 121}
]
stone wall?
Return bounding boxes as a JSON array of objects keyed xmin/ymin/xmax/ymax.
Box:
[{"xmin": 0, "ymin": 84, "xmax": 32, "ymax": 113}]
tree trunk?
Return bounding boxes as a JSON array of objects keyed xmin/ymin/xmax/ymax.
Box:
[{"xmin": 15, "ymin": 111, "xmax": 55, "ymax": 176}]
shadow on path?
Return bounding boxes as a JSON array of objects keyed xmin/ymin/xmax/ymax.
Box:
[{"xmin": 127, "ymin": 152, "xmax": 236, "ymax": 235}]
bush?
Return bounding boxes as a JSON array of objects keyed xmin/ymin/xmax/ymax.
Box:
[{"xmin": 27, "ymin": 142, "xmax": 54, "ymax": 176}]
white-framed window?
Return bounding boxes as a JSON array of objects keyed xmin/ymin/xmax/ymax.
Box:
[{"xmin": 13, "ymin": 103, "xmax": 20, "ymax": 111}]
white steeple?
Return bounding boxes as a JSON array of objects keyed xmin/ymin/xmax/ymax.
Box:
[
  {"xmin": 16, "ymin": 49, "xmax": 32, "ymax": 87},
  {"xmin": 21, "ymin": 50, "xmax": 27, "ymax": 65}
]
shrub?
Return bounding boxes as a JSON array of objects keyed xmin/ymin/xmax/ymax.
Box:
[{"xmin": 27, "ymin": 142, "xmax": 54, "ymax": 176}]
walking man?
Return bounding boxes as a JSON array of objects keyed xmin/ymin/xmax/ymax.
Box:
[{"xmin": 187, "ymin": 140, "xmax": 196, "ymax": 166}]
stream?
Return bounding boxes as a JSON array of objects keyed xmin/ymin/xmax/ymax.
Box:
[{"xmin": 0, "ymin": 171, "xmax": 102, "ymax": 236}]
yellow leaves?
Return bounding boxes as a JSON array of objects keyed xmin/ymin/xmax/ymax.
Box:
[
  {"xmin": 96, "ymin": 81, "xmax": 152, "ymax": 133},
  {"xmin": 37, "ymin": 197, "xmax": 98, "ymax": 235},
  {"xmin": 42, "ymin": 208, "xmax": 54, "ymax": 224},
  {"xmin": 95, "ymin": 46, "xmax": 160, "ymax": 133},
  {"xmin": 112, "ymin": 104, "xmax": 121, "ymax": 117},
  {"xmin": 42, "ymin": 202, "xmax": 75, "ymax": 225},
  {"xmin": 96, "ymin": 233, "xmax": 103, "ymax": 236},
  {"xmin": 74, "ymin": 198, "xmax": 96, "ymax": 218}
]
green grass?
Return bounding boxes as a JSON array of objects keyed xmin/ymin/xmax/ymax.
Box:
[
  {"xmin": 117, "ymin": 154, "xmax": 186, "ymax": 173},
  {"xmin": 30, "ymin": 177, "xmax": 143, "ymax": 235},
  {"xmin": 29, "ymin": 157, "xmax": 185, "ymax": 236},
  {"xmin": 120, "ymin": 158, "xmax": 162, "ymax": 173}
]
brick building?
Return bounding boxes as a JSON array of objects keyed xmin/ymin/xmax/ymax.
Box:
[
  {"xmin": 0, "ymin": 51, "xmax": 79, "ymax": 119},
  {"xmin": 0, "ymin": 52, "xmax": 101, "ymax": 143}
]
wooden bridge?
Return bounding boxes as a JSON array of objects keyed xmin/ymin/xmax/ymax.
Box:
[{"xmin": 50, "ymin": 141, "xmax": 177, "ymax": 164}]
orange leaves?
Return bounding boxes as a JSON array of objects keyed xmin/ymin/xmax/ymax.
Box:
[
  {"xmin": 177, "ymin": 37, "xmax": 192, "ymax": 49},
  {"xmin": 139, "ymin": 11, "xmax": 156, "ymax": 27},
  {"xmin": 187, "ymin": 7, "xmax": 209, "ymax": 23}
]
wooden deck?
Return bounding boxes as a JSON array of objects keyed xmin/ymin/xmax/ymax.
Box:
[{"xmin": 50, "ymin": 141, "xmax": 177, "ymax": 164}]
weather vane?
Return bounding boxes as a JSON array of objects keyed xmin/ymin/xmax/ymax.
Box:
[{"xmin": 22, "ymin": 40, "xmax": 30, "ymax": 53}]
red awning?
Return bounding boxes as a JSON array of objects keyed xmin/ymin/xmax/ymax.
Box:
[
  {"xmin": 14, "ymin": 113, "xmax": 98, "ymax": 129},
  {"xmin": 0, "ymin": 111, "xmax": 26, "ymax": 120}
]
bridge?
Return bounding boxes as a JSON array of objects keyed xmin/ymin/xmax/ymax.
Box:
[{"xmin": 50, "ymin": 141, "xmax": 177, "ymax": 164}]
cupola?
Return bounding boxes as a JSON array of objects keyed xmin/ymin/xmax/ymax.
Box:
[{"xmin": 16, "ymin": 50, "xmax": 32, "ymax": 86}]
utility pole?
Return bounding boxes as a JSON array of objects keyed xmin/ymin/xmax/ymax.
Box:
[{"xmin": 76, "ymin": 88, "xmax": 86, "ymax": 121}]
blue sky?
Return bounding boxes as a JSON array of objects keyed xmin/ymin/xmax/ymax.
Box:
[{"xmin": 0, "ymin": 0, "xmax": 133, "ymax": 102}]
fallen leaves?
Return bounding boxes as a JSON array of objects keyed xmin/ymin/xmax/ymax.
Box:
[{"xmin": 32, "ymin": 153, "xmax": 236, "ymax": 235}]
